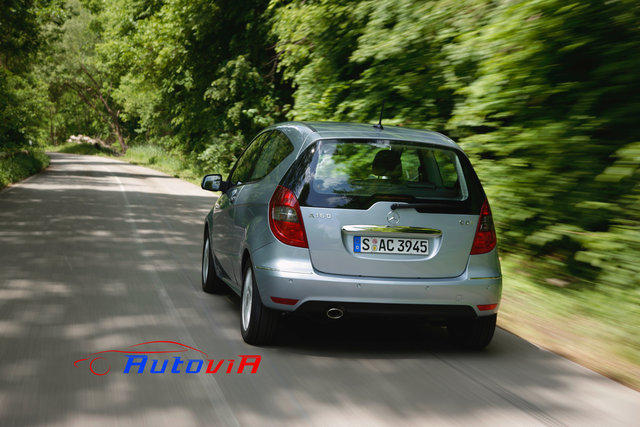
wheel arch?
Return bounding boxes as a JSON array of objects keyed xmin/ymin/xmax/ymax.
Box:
[{"xmin": 241, "ymin": 248, "xmax": 252, "ymax": 273}]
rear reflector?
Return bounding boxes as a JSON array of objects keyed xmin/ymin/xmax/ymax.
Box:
[
  {"xmin": 271, "ymin": 297, "xmax": 299, "ymax": 305},
  {"xmin": 470, "ymin": 198, "xmax": 497, "ymax": 255},
  {"xmin": 477, "ymin": 304, "xmax": 498, "ymax": 311},
  {"xmin": 269, "ymin": 185, "xmax": 308, "ymax": 248}
]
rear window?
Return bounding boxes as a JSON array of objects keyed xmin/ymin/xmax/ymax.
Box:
[{"xmin": 282, "ymin": 139, "xmax": 485, "ymax": 213}]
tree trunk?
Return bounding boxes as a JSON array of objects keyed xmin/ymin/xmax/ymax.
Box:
[
  {"xmin": 112, "ymin": 114, "xmax": 127, "ymax": 153},
  {"xmin": 49, "ymin": 106, "xmax": 55, "ymax": 145},
  {"xmin": 76, "ymin": 63, "xmax": 128, "ymax": 152}
]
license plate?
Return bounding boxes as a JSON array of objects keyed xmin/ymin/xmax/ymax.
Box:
[{"xmin": 353, "ymin": 236, "xmax": 428, "ymax": 255}]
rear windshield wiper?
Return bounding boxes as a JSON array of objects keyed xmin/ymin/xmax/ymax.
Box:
[{"xmin": 391, "ymin": 202, "xmax": 445, "ymax": 210}]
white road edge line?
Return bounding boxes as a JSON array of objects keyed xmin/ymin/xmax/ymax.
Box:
[{"xmin": 102, "ymin": 161, "xmax": 240, "ymax": 426}]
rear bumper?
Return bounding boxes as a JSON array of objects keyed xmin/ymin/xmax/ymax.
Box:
[
  {"xmin": 295, "ymin": 301, "xmax": 477, "ymax": 319},
  {"xmin": 253, "ymin": 265, "xmax": 501, "ymax": 318}
]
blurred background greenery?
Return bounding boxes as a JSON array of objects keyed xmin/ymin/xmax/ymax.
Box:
[{"xmin": 1, "ymin": 0, "xmax": 638, "ymax": 386}]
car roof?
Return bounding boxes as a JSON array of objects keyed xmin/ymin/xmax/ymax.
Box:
[{"xmin": 270, "ymin": 121, "xmax": 460, "ymax": 150}]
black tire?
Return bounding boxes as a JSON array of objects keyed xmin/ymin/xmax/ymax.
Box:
[
  {"xmin": 240, "ymin": 260, "xmax": 280, "ymax": 345},
  {"xmin": 447, "ymin": 314, "xmax": 496, "ymax": 350},
  {"xmin": 202, "ymin": 232, "xmax": 225, "ymax": 294}
]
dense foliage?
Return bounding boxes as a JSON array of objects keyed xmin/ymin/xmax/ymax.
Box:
[
  {"xmin": 2, "ymin": 1, "xmax": 639, "ymax": 306},
  {"xmin": 0, "ymin": 150, "xmax": 50, "ymax": 188},
  {"xmin": 1, "ymin": 0, "xmax": 64, "ymax": 151},
  {"xmin": 271, "ymin": 0, "xmax": 640, "ymax": 296},
  {"xmin": 0, "ymin": 0, "xmax": 60, "ymax": 186}
]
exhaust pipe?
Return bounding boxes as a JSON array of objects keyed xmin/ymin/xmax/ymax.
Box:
[{"xmin": 326, "ymin": 307, "xmax": 344, "ymax": 320}]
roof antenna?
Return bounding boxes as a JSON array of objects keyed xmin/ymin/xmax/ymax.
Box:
[{"xmin": 373, "ymin": 101, "xmax": 384, "ymax": 130}]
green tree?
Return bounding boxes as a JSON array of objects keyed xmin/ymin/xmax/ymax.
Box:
[
  {"xmin": 96, "ymin": 0, "xmax": 285, "ymax": 170},
  {"xmin": 0, "ymin": 0, "xmax": 64, "ymax": 150},
  {"xmin": 447, "ymin": 0, "xmax": 640, "ymax": 287},
  {"xmin": 41, "ymin": 0, "xmax": 128, "ymax": 150}
]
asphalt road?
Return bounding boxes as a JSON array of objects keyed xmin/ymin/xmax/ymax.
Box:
[{"xmin": 0, "ymin": 152, "xmax": 638, "ymax": 426}]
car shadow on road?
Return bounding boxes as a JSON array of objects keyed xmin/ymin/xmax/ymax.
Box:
[{"xmin": 223, "ymin": 292, "xmax": 464, "ymax": 354}]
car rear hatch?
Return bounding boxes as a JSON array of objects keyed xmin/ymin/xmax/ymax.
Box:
[{"xmin": 283, "ymin": 138, "xmax": 485, "ymax": 279}]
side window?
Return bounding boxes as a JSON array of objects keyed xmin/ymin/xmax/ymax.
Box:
[
  {"xmin": 229, "ymin": 132, "xmax": 271, "ymax": 185},
  {"xmin": 249, "ymin": 130, "xmax": 294, "ymax": 181}
]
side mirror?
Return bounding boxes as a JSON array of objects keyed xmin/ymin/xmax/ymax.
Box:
[{"xmin": 201, "ymin": 174, "xmax": 223, "ymax": 192}]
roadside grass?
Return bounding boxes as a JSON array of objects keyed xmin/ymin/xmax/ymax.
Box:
[
  {"xmin": 499, "ymin": 254, "xmax": 640, "ymax": 390},
  {"xmin": 46, "ymin": 142, "xmax": 640, "ymax": 390},
  {"xmin": 121, "ymin": 145, "xmax": 204, "ymax": 185},
  {"xmin": 47, "ymin": 142, "xmax": 204, "ymax": 185},
  {"xmin": 0, "ymin": 150, "xmax": 50, "ymax": 190}
]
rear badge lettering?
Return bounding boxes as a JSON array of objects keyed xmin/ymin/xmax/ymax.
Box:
[{"xmin": 309, "ymin": 213, "xmax": 332, "ymax": 219}]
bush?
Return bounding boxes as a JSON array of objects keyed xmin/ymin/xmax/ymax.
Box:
[{"xmin": 0, "ymin": 151, "xmax": 50, "ymax": 189}]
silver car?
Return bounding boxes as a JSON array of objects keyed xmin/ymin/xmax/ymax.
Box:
[{"xmin": 201, "ymin": 122, "xmax": 501, "ymax": 348}]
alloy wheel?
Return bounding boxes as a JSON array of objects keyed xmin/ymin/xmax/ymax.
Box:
[
  {"xmin": 202, "ymin": 238, "xmax": 210, "ymax": 284},
  {"xmin": 242, "ymin": 269, "xmax": 253, "ymax": 331}
]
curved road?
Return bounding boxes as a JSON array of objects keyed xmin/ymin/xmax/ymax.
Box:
[{"xmin": 0, "ymin": 153, "xmax": 637, "ymax": 426}]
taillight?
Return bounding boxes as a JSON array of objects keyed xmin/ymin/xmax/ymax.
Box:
[
  {"xmin": 269, "ymin": 185, "xmax": 308, "ymax": 248},
  {"xmin": 477, "ymin": 304, "xmax": 498, "ymax": 311},
  {"xmin": 470, "ymin": 199, "xmax": 497, "ymax": 255}
]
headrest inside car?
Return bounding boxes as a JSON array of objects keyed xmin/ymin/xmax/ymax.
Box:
[{"xmin": 372, "ymin": 150, "xmax": 402, "ymax": 179}]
